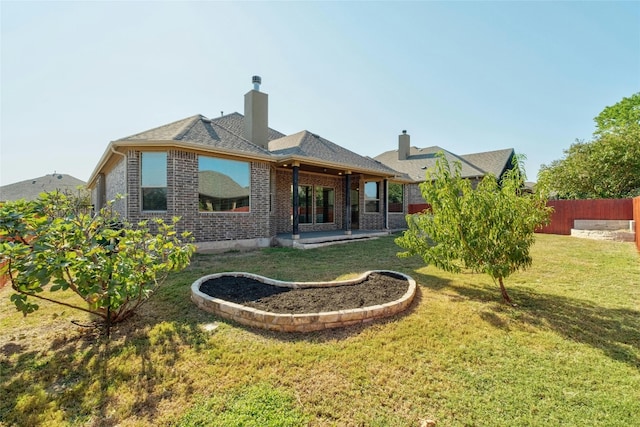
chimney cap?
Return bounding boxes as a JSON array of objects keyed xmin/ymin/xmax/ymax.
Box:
[
  {"xmin": 402, "ymin": 130, "xmax": 407, "ymax": 134},
  {"xmin": 252, "ymin": 75, "xmax": 262, "ymax": 90}
]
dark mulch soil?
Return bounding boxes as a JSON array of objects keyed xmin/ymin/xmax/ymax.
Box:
[{"xmin": 199, "ymin": 271, "xmax": 410, "ymax": 314}]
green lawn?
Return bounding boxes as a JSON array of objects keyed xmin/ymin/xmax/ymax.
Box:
[{"xmin": 1, "ymin": 234, "xmax": 639, "ymax": 426}]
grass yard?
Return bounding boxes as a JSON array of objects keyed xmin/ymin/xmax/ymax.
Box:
[{"xmin": 1, "ymin": 234, "xmax": 639, "ymax": 426}]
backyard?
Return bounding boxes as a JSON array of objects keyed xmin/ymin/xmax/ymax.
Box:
[{"xmin": 0, "ymin": 233, "xmax": 639, "ymax": 426}]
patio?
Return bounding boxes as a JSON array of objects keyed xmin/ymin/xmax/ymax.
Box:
[{"xmin": 275, "ymin": 229, "xmax": 392, "ymax": 249}]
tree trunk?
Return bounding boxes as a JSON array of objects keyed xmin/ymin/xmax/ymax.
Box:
[{"xmin": 498, "ymin": 277, "xmax": 514, "ymax": 305}]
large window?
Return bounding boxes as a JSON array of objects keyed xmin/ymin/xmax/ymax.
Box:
[
  {"xmin": 388, "ymin": 182, "xmax": 404, "ymax": 213},
  {"xmin": 199, "ymin": 156, "xmax": 250, "ymax": 212},
  {"xmin": 364, "ymin": 181, "xmax": 380, "ymax": 213},
  {"xmin": 141, "ymin": 152, "xmax": 167, "ymax": 211},
  {"xmin": 298, "ymin": 185, "xmax": 312, "ymax": 224},
  {"xmin": 315, "ymin": 187, "xmax": 335, "ymax": 224}
]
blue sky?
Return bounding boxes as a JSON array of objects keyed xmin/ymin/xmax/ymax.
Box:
[{"xmin": 1, "ymin": 1, "xmax": 638, "ymax": 186}]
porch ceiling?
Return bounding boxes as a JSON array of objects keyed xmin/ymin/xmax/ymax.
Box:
[{"xmin": 277, "ymin": 162, "xmax": 398, "ymax": 181}]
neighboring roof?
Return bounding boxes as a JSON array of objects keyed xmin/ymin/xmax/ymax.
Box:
[
  {"xmin": 269, "ymin": 130, "xmax": 401, "ymax": 176},
  {"xmin": 374, "ymin": 146, "xmax": 514, "ymax": 182},
  {"xmin": 198, "ymin": 170, "xmax": 250, "ymax": 199},
  {"xmin": 459, "ymin": 148, "xmax": 516, "ymax": 178},
  {"xmin": 0, "ymin": 173, "xmax": 86, "ymax": 202}
]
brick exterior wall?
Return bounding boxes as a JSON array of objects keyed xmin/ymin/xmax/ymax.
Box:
[
  {"xmin": 100, "ymin": 149, "xmax": 395, "ymax": 243},
  {"xmin": 107, "ymin": 157, "xmax": 127, "ymax": 216},
  {"xmin": 91, "ymin": 156, "xmax": 127, "ymax": 216},
  {"xmin": 124, "ymin": 149, "xmax": 272, "ymax": 243},
  {"xmin": 407, "ymin": 183, "xmax": 424, "ymax": 205}
]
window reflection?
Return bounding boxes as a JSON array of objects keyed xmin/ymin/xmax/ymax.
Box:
[{"xmin": 199, "ymin": 156, "xmax": 250, "ymax": 212}]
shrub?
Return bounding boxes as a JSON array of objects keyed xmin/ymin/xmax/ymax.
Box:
[{"xmin": 0, "ymin": 192, "xmax": 195, "ymax": 328}]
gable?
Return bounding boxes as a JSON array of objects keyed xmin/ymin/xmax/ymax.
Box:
[
  {"xmin": 269, "ymin": 131, "xmax": 399, "ymax": 176},
  {"xmin": 459, "ymin": 148, "xmax": 515, "ymax": 178}
]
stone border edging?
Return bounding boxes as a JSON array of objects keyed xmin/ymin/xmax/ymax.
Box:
[{"xmin": 190, "ymin": 270, "xmax": 416, "ymax": 332}]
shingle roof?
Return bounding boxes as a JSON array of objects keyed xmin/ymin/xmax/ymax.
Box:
[
  {"xmin": 0, "ymin": 174, "xmax": 87, "ymax": 202},
  {"xmin": 211, "ymin": 112, "xmax": 287, "ymax": 142},
  {"xmin": 269, "ymin": 131, "xmax": 400, "ymax": 176},
  {"xmin": 120, "ymin": 115, "xmax": 200, "ymax": 141},
  {"xmin": 459, "ymin": 148, "xmax": 515, "ymax": 178},
  {"xmin": 113, "ymin": 113, "xmax": 399, "ymax": 177},
  {"xmin": 374, "ymin": 146, "xmax": 489, "ymax": 181},
  {"xmin": 118, "ymin": 114, "xmax": 274, "ymax": 157}
]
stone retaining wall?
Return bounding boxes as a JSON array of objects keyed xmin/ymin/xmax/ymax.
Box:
[
  {"xmin": 571, "ymin": 219, "xmax": 635, "ymax": 242},
  {"xmin": 191, "ymin": 270, "xmax": 416, "ymax": 332}
]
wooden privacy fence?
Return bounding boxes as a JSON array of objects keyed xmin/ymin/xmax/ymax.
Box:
[
  {"xmin": 538, "ymin": 199, "xmax": 633, "ymax": 236},
  {"xmin": 410, "ymin": 199, "xmax": 639, "ymax": 251},
  {"xmin": 408, "ymin": 204, "xmax": 430, "ymax": 214}
]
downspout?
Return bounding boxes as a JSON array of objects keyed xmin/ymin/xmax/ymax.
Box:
[{"xmin": 110, "ymin": 145, "xmax": 128, "ymax": 216}]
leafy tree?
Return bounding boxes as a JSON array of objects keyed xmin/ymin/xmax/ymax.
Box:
[
  {"xmin": 538, "ymin": 124, "xmax": 640, "ymax": 199},
  {"xmin": 0, "ymin": 192, "xmax": 195, "ymax": 331},
  {"xmin": 538, "ymin": 92, "xmax": 640, "ymax": 199},
  {"xmin": 594, "ymin": 92, "xmax": 640, "ymax": 135},
  {"xmin": 396, "ymin": 153, "xmax": 551, "ymax": 304}
]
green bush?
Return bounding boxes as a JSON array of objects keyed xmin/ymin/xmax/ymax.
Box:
[{"xmin": 0, "ymin": 192, "xmax": 195, "ymax": 326}]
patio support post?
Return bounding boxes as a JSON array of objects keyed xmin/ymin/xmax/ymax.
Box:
[
  {"xmin": 292, "ymin": 163, "xmax": 300, "ymax": 240},
  {"xmin": 344, "ymin": 172, "xmax": 352, "ymax": 235},
  {"xmin": 383, "ymin": 178, "xmax": 388, "ymax": 230}
]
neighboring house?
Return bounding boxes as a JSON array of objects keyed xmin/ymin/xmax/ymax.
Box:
[
  {"xmin": 0, "ymin": 173, "xmax": 86, "ymax": 202},
  {"xmin": 374, "ymin": 130, "xmax": 516, "ymax": 219},
  {"xmin": 87, "ymin": 76, "xmax": 407, "ymax": 250}
]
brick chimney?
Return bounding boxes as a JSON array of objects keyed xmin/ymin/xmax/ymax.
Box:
[
  {"xmin": 398, "ymin": 130, "xmax": 410, "ymax": 160},
  {"xmin": 244, "ymin": 75, "xmax": 269, "ymax": 149}
]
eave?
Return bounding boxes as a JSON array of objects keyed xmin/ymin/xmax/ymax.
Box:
[
  {"xmin": 273, "ymin": 156, "xmax": 401, "ymax": 180},
  {"xmin": 88, "ymin": 140, "xmax": 409, "ymax": 189}
]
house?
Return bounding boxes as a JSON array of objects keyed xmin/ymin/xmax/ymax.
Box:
[
  {"xmin": 87, "ymin": 76, "xmax": 408, "ymax": 251},
  {"xmin": 0, "ymin": 173, "xmax": 86, "ymax": 202},
  {"xmin": 87, "ymin": 76, "xmax": 517, "ymax": 250},
  {"xmin": 373, "ymin": 130, "xmax": 516, "ymax": 216}
]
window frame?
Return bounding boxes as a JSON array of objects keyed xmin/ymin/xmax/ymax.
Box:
[
  {"xmin": 297, "ymin": 185, "xmax": 313, "ymax": 224},
  {"xmin": 387, "ymin": 182, "xmax": 404, "ymax": 213},
  {"xmin": 314, "ymin": 186, "xmax": 335, "ymax": 224},
  {"xmin": 140, "ymin": 152, "xmax": 168, "ymax": 212},
  {"xmin": 364, "ymin": 181, "xmax": 380, "ymax": 213},
  {"xmin": 292, "ymin": 184, "xmax": 336, "ymax": 225}
]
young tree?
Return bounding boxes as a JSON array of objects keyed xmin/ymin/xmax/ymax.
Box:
[
  {"xmin": 396, "ymin": 154, "xmax": 551, "ymax": 304},
  {"xmin": 0, "ymin": 192, "xmax": 195, "ymax": 331}
]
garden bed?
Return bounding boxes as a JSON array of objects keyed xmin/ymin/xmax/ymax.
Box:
[{"xmin": 191, "ymin": 270, "xmax": 416, "ymax": 332}]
